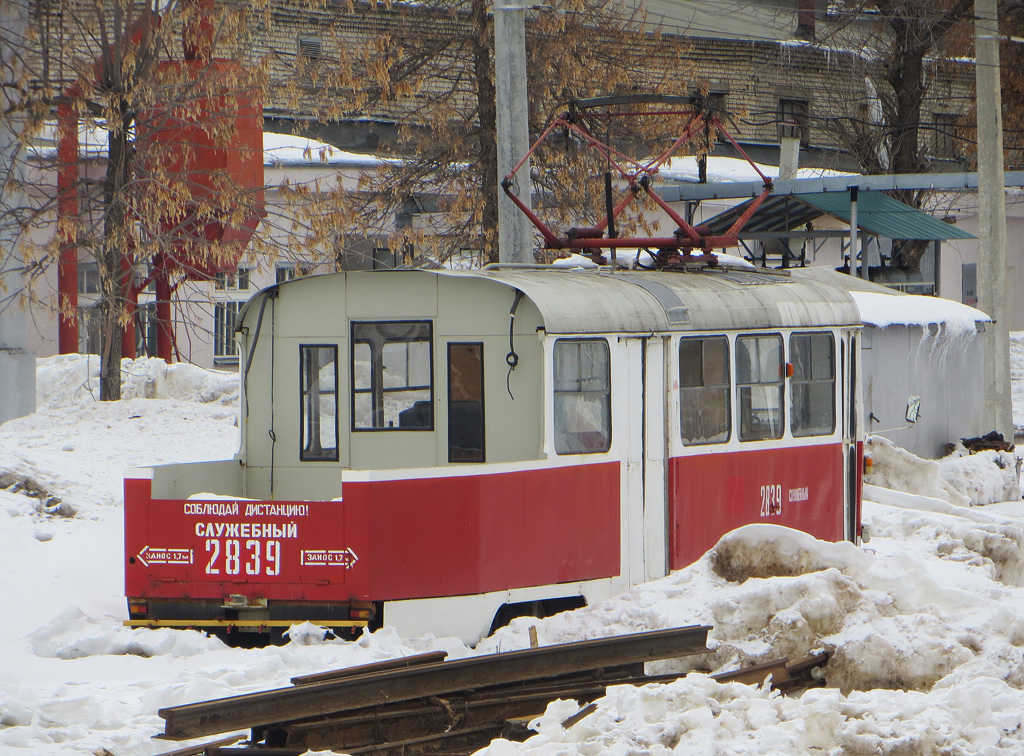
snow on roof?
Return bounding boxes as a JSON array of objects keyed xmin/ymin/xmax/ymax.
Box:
[
  {"xmin": 659, "ymin": 155, "xmax": 855, "ymax": 184},
  {"xmin": 851, "ymin": 290, "xmax": 990, "ymax": 332},
  {"xmin": 261, "ymin": 132, "xmax": 383, "ymax": 167},
  {"xmin": 29, "ymin": 124, "xmax": 384, "ymax": 168}
]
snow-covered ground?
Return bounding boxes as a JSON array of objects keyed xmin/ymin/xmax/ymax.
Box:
[{"xmin": 3, "ymin": 351, "xmax": 1024, "ymax": 755}]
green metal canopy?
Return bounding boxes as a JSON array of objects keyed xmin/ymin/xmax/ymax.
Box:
[{"xmin": 700, "ymin": 190, "xmax": 975, "ymax": 241}]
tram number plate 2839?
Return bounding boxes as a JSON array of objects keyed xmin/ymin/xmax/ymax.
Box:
[{"xmin": 759, "ymin": 484, "xmax": 783, "ymax": 517}]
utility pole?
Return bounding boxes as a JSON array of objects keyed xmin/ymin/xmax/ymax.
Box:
[
  {"xmin": 975, "ymin": 0, "xmax": 1013, "ymax": 439},
  {"xmin": 493, "ymin": 0, "xmax": 535, "ymax": 264},
  {"xmin": 0, "ymin": 0, "xmax": 37, "ymax": 425}
]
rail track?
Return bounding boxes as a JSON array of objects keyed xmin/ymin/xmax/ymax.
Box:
[{"xmin": 156, "ymin": 626, "xmax": 829, "ymax": 756}]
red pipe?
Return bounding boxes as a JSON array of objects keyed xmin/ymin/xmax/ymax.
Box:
[{"xmin": 155, "ymin": 253, "xmax": 174, "ymax": 362}]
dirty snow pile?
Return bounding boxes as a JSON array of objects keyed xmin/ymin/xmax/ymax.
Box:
[
  {"xmin": 865, "ymin": 434, "xmax": 1021, "ymax": 508},
  {"xmin": 3, "ymin": 354, "xmax": 1024, "ymax": 755},
  {"xmin": 1013, "ymin": 332, "xmax": 1024, "ymax": 434}
]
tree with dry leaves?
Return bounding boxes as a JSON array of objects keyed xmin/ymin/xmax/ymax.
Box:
[
  {"xmin": 290, "ymin": 0, "xmax": 698, "ymax": 265},
  {"xmin": 2, "ymin": 0, "xmax": 357, "ymax": 399}
]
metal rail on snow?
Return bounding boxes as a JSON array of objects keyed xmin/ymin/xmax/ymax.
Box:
[
  {"xmin": 154, "ymin": 631, "xmax": 832, "ymax": 755},
  {"xmin": 501, "ymin": 94, "xmax": 773, "ymax": 265},
  {"xmin": 158, "ymin": 625, "xmax": 712, "ymax": 741}
]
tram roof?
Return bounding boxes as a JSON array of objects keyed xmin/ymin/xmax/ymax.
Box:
[
  {"xmin": 240, "ymin": 264, "xmax": 861, "ymax": 335},
  {"xmin": 440, "ymin": 265, "xmax": 862, "ymax": 334}
]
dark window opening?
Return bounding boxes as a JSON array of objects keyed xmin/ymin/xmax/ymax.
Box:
[
  {"xmin": 298, "ymin": 36, "xmax": 322, "ymax": 64},
  {"xmin": 932, "ymin": 113, "xmax": 960, "ymax": 160},
  {"xmin": 778, "ymin": 98, "xmax": 810, "ymax": 146},
  {"xmin": 448, "ymin": 343, "xmax": 485, "ymax": 462},
  {"xmin": 373, "ymin": 247, "xmax": 396, "ymax": 270}
]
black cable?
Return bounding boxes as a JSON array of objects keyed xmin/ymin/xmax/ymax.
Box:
[
  {"xmin": 269, "ymin": 296, "xmax": 277, "ymax": 499},
  {"xmin": 506, "ymin": 289, "xmax": 524, "ymax": 400},
  {"xmin": 242, "ymin": 286, "xmax": 279, "ymax": 421}
]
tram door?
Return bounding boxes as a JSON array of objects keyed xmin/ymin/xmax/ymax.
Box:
[
  {"xmin": 621, "ymin": 336, "xmax": 669, "ymax": 586},
  {"xmin": 841, "ymin": 331, "xmax": 861, "ymax": 542}
]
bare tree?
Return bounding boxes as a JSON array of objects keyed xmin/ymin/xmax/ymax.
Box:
[
  {"xmin": 811, "ymin": 0, "xmax": 975, "ymax": 270},
  {"xmin": 1001, "ymin": 0, "xmax": 1024, "ymax": 167}
]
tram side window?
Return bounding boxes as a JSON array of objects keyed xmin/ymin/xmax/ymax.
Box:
[
  {"xmin": 300, "ymin": 345, "xmax": 339, "ymax": 461},
  {"xmin": 791, "ymin": 332, "xmax": 836, "ymax": 436},
  {"xmin": 448, "ymin": 343, "xmax": 485, "ymax": 462},
  {"xmin": 679, "ymin": 337, "xmax": 730, "ymax": 444},
  {"xmin": 736, "ymin": 334, "xmax": 784, "ymax": 441},
  {"xmin": 553, "ymin": 339, "xmax": 611, "ymax": 454},
  {"xmin": 352, "ymin": 321, "xmax": 433, "ymax": 430}
]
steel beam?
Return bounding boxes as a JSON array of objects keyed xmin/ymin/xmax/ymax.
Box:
[{"xmin": 657, "ymin": 171, "xmax": 1024, "ymax": 202}]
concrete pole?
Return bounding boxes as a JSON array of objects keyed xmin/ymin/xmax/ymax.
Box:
[
  {"xmin": 778, "ymin": 137, "xmax": 800, "ymax": 181},
  {"xmin": 0, "ymin": 0, "xmax": 37, "ymax": 425},
  {"xmin": 493, "ymin": 0, "xmax": 535, "ymax": 264},
  {"xmin": 779, "ymin": 137, "xmax": 800, "ymax": 265},
  {"xmin": 975, "ymin": 0, "xmax": 1014, "ymax": 439}
]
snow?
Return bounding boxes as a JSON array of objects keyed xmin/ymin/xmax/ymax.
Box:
[
  {"xmin": 261, "ymin": 133, "xmax": 385, "ymax": 168},
  {"xmin": 31, "ymin": 126, "xmax": 384, "ymax": 168},
  {"xmin": 851, "ymin": 290, "xmax": 990, "ymax": 335},
  {"xmin": 549, "ymin": 250, "xmax": 756, "ymax": 270},
  {"xmin": 1013, "ymin": 332, "xmax": 1024, "ymax": 434},
  {"xmin": 659, "ymin": 155, "xmax": 854, "ymax": 184},
  {"xmin": 3, "ymin": 350, "xmax": 1024, "ymax": 755}
]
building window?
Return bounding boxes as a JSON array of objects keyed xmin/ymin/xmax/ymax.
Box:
[
  {"xmin": 790, "ymin": 332, "xmax": 836, "ymax": 437},
  {"xmin": 778, "ymin": 99, "xmax": 810, "ymax": 145},
  {"xmin": 352, "ymin": 321, "xmax": 433, "ymax": 430},
  {"xmin": 77, "ymin": 305, "xmax": 102, "ymax": 355},
  {"xmin": 298, "ymin": 36, "xmax": 322, "ymax": 67},
  {"xmin": 78, "ymin": 263, "xmax": 100, "ymax": 295},
  {"xmin": 553, "ymin": 339, "xmax": 611, "ymax": 455},
  {"xmin": 136, "ymin": 302, "xmax": 158, "ymax": 358},
  {"xmin": 214, "ymin": 268, "xmax": 250, "ymax": 291},
  {"xmin": 932, "ymin": 113, "xmax": 960, "ymax": 159},
  {"xmin": 276, "ymin": 263, "xmax": 314, "ymax": 283},
  {"xmin": 736, "ymin": 334, "xmax": 784, "ymax": 441},
  {"xmin": 373, "ymin": 247, "xmax": 395, "ymax": 270},
  {"xmin": 679, "ymin": 336, "xmax": 730, "ymax": 445},
  {"xmin": 300, "ymin": 345, "xmax": 339, "ymax": 461},
  {"xmin": 213, "ymin": 301, "xmax": 242, "ymax": 360}
]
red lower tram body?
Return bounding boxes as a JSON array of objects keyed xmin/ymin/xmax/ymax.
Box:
[{"xmin": 124, "ymin": 442, "xmax": 860, "ymax": 640}]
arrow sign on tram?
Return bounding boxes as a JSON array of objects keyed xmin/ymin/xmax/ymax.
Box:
[
  {"xmin": 301, "ymin": 548, "xmax": 359, "ymax": 568},
  {"xmin": 136, "ymin": 546, "xmax": 194, "ymax": 567}
]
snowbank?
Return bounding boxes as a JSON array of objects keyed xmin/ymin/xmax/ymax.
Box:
[
  {"xmin": 1013, "ymin": 332, "xmax": 1024, "ymax": 434},
  {"xmin": 36, "ymin": 354, "xmax": 239, "ymax": 408},
  {"xmin": 2, "ymin": 355, "xmax": 1024, "ymax": 754},
  {"xmin": 866, "ymin": 435, "xmax": 1021, "ymax": 506}
]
